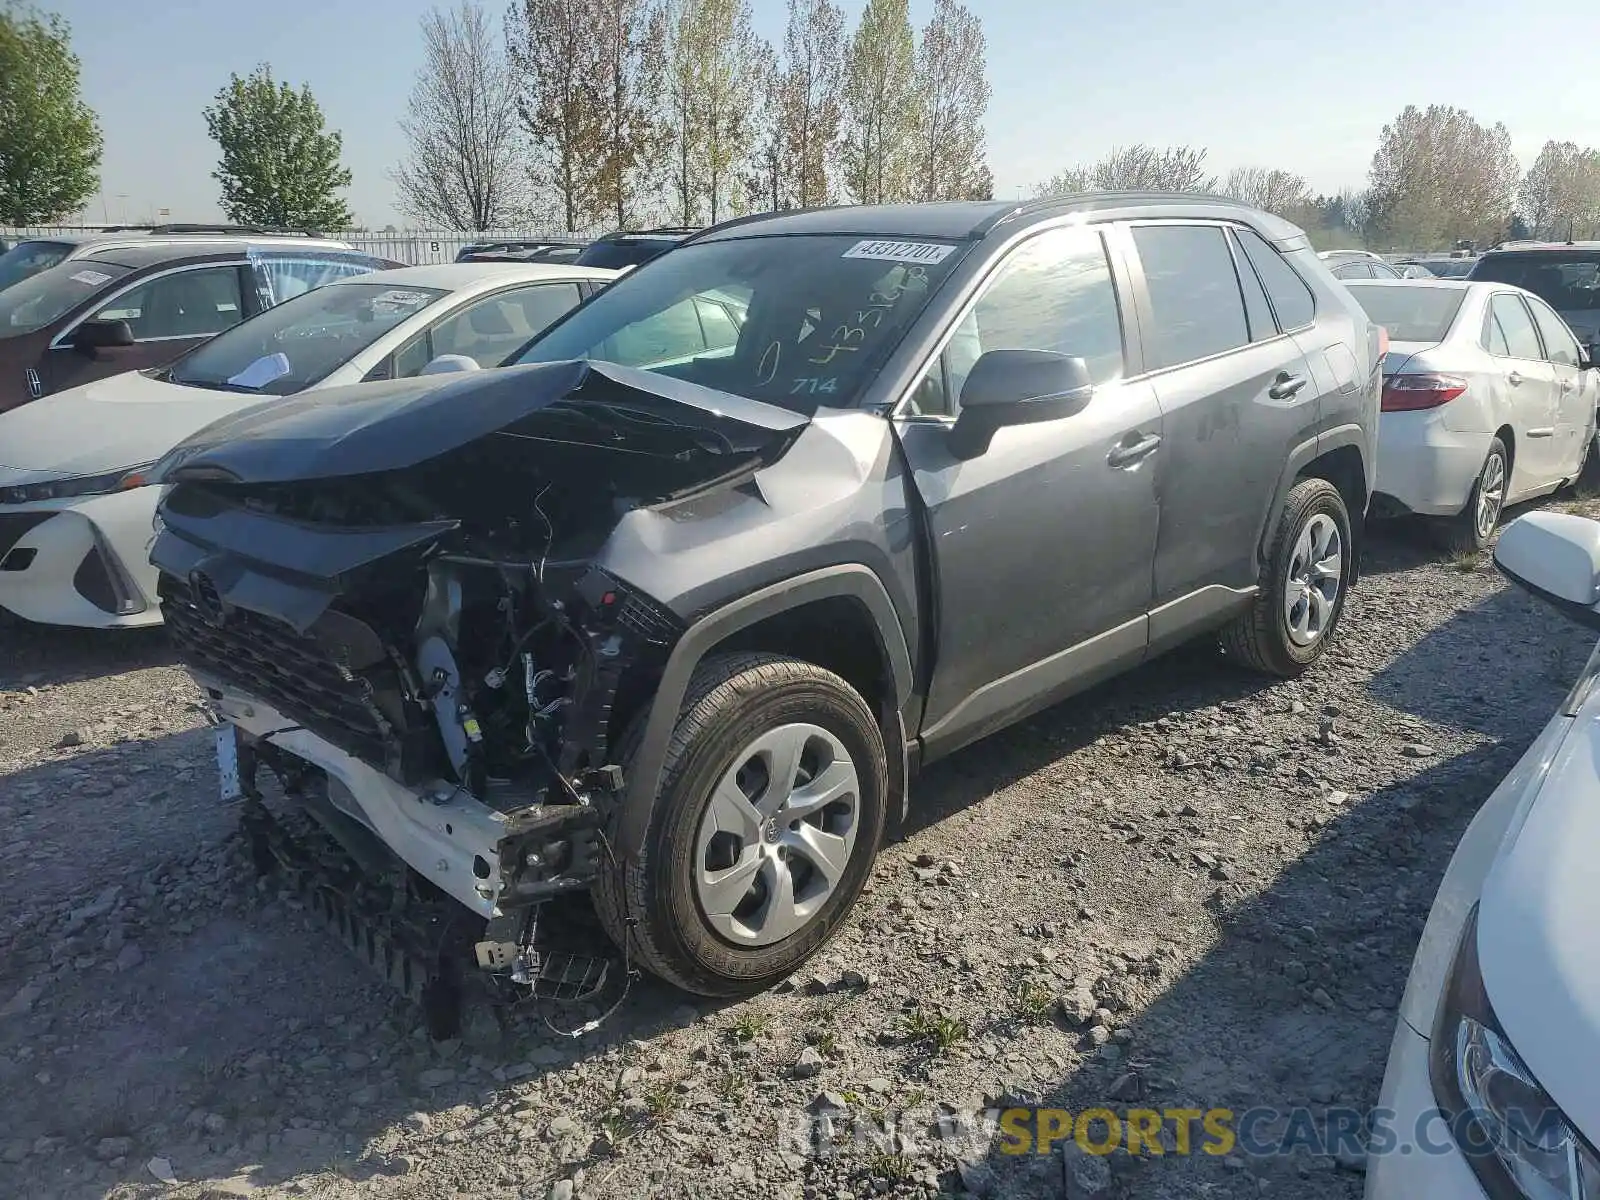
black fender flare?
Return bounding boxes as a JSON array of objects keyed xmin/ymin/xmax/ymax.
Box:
[
  {"xmin": 615, "ymin": 564, "xmax": 914, "ymax": 859},
  {"xmin": 1262, "ymin": 423, "xmax": 1370, "ymax": 583}
]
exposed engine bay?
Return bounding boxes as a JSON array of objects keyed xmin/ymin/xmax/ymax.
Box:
[{"xmin": 150, "ymin": 362, "xmax": 813, "ymax": 1032}]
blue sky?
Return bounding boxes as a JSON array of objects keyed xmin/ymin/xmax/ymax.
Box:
[{"xmin": 49, "ymin": 0, "xmax": 1600, "ymax": 229}]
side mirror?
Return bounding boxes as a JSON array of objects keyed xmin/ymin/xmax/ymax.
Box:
[
  {"xmin": 71, "ymin": 319, "xmax": 135, "ymax": 353},
  {"xmin": 949, "ymin": 349, "xmax": 1093, "ymax": 460},
  {"xmin": 420, "ymin": 354, "xmax": 481, "ymax": 376},
  {"xmin": 1494, "ymin": 512, "xmax": 1600, "ymax": 630}
]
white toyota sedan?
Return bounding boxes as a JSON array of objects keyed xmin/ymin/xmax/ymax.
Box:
[
  {"xmin": 0, "ymin": 261, "xmax": 617, "ymax": 628},
  {"xmin": 1368, "ymin": 510, "xmax": 1600, "ymax": 1198},
  {"xmin": 1348, "ymin": 280, "xmax": 1598, "ymax": 551}
]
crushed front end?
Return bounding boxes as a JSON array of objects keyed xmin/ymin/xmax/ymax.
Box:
[{"xmin": 147, "ymin": 362, "xmax": 804, "ymax": 1032}]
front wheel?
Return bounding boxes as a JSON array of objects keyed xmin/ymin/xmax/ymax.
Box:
[
  {"xmin": 1221, "ymin": 477, "xmax": 1352, "ymax": 678},
  {"xmin": 593, "ymin": 652, "xmax": 888, "ymax": 997}
]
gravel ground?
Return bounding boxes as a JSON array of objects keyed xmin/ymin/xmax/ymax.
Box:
[{"xmin": 1, "ymin": 508, "xmax": 1597, "ymax": 1200}]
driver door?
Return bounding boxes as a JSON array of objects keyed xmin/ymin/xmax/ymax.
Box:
[{"xmin": 894, "ymin": 224, "xmax": 1160, "ymax": 759}]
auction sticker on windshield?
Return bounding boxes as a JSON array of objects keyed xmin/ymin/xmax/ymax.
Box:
[
  {"xmin": 70, "ymin": 269, "xmax": 113, "ymax": 286},
  {"xmin": 842, "ymin": 240, "xmax": 956, "ymax": 265}
]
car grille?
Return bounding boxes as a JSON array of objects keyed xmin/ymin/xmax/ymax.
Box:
[
  {"xmin": 0, "ymin": 512, "xmax": 52, "ymax": 567},
  {"xmin": 160, "ymin": 575, "xmax": 425, "ymax": 775}
]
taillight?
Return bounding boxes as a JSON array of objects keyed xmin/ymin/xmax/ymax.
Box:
[{"xmin": 1381, "ymin": 372, "xmax": 1468, "ymax": 412}]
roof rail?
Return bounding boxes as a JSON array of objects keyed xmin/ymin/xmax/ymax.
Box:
[
  {"xmin": 145, "ymin": 223, "xmax": 329, "ymax": 238},
  {"xmin": 599, "ymin": 226, "xmax": 701, "ymax": 239}
]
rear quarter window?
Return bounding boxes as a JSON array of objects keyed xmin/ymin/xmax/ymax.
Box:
[{"xmin": 1234, "ymin": 228, "xmax": 1316, "ymax": 330}]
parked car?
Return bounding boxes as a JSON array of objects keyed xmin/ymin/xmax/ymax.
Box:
[
  {"xmin": 1329, "ymin": 257, "xmax": 1404, "ymax": 280},
  {"xmin": 0, "ymin": 240, "xmax": 399, "ymax": 413},
  {"xmin": 1399, "ymin": 258, "xmax": 1478, "ymax": 280},
  {"xmin": 1366, "ymin": 509, "xmax": 1600, "ymax": 1199},
  {"xmin": 454, "ymin": 238, "xmax": 591, "ymax": 263},
  {"xmin": 1397, "ymin": 263, "xmax": 1436, "ymax": 279},
  {"xmin": 1347, "ymin": 279, "xmax": 1596, "ymax": 550},
  {"xmin": 143, "ymin": 195, "xmax": 1381, "ymax": 1020},
  {"xmin": 1469, "ymin": 241, "xmax": 1600, "ymax": 356},
  {"xmin": 0, "ymin": 224, "xmax": 344, "ymax": 293},
  {"xmin": 0, "ymin": 260, "xmax": 616, "ymax": 629},
  {"xmin": 573, "ymin": 227, "xmax": 699, "ymax": 270}
]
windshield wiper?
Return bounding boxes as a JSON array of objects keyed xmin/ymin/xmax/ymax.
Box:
[{"xmin": 171, "ymin": 378, "xmax": 265, "ymax": 394}]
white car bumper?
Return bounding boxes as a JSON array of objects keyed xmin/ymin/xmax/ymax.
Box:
[
  {"xmin": 1365, "ymin": 671, "xmax": 1581, "ymax": 1195},
  {"xmin": 1373, "ymin": 410, "xmax": 1492, "ymax": 519},
  {"xmin": 0, "ymin": 486, "xmax": 163, "ymax": 628}
]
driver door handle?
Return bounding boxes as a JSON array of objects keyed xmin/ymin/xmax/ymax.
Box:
[
  {"xmin": 1108, "ymin": 432, "xmax": 1161, "ymax": 468},
  {"xmin": 1268, "ymin": 372, "xmax": 1309, "ymax": 400}
]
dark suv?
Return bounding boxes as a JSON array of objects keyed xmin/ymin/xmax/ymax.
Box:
[
  {"xmin": 1469, "ymin": 242, "xmax": 1600, "ymax": 353},
  {"xmin": 0, "ymin": 240, "xmax": 397, "ymax": 412},
  {"xmin": 573, "ymin": 227, "xmax": 698, "ymax": 270},
  {"xmin": 147, "ymin": 194, "xmax": 1379, "ymax": 1022}
]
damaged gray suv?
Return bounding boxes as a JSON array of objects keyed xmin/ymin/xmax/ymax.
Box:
[{"xmin": 148, "ymin": 195, "xmax": 1381, "ymax": 1026}]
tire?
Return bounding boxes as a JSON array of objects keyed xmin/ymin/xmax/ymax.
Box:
[
  {"xmin": 1435, "ymin": 437, "xmax": 1508, "ymax": 553},
  {"xmin": 1221, "ymin": 477, "xmax": 1353, "ymax": 678},
  {"xmin": 593, "ymin": 651, "xmax": 888, "ymax": 997}
]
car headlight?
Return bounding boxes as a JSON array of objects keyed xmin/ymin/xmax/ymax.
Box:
[
  {"xmin": 0, "ymin": 463, "xmax": 156, "ymax": 506},
  {"xmin": 1430, "ymin": 904, "xmax": 1600, "ymax": 1198}
]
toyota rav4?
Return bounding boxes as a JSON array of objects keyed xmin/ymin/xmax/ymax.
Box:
[{"xmin": 147, "ymin": 195, "xmax": 1382, "ymax": 1028}]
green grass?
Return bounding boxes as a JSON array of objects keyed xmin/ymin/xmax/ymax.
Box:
[
  {"xmin": 729, "ymin": 1012, "xmax": 769, "ymax": 1042},
  {"xmin": 1016, "ymin": 980, "xmax": 1057, "ymax": 1024},
  {"xmin": 869, "ymin": 1151, "xmax": 918, "ymax": 1181},
  {"xmin": 900, "ymin": 1007, "xmax": 969, "ymax": 1053}
]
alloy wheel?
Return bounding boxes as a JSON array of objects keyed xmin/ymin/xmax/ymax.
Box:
[{"xmin": 1282, "ymin": 513, "xmax": 1343, "ymax": 648}]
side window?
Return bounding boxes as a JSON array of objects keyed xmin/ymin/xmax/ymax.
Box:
[
  {"xmin": 430, "ymin": 284, "xmax": 584, "ymax": 368},
  {"xmin": 1527, "ymin": 298, "xmax": 1581, "ymax": 367},
  {"xmin": 1484, "ymin": 309, "xmax": 1511, "ymax": 356},
  {"xmin": 1227, "ymin": 230, "xmax": 1277, "ymax": 342},
  {"xmin": 1490, "ymin": 294, "xmax": 1544, "ymax": 360},
  {"xmin": 90, "ymin": 267, "xmax": 243, "ymax": 340},
  {"xmin": 694, "ymin": 297, "xmax": 741, "ymax": 352},
  {"xmin": 1235, "ymin": 227, "xmax": 1315, "ymax": 330},
  {"xmin": 907, "ymin": 225, "xmax": 1124, "ymax": 417},
  {"xmin": 1132, "ymin": 223, "xmax": 1250, "ymax": 370},
  {"xmin": 604, "ymin": 297, "xmax": 711, "ymax": 366},
  {"xmin": 390, "ymin": 335, "xmax": 434, "ymax": 379}
]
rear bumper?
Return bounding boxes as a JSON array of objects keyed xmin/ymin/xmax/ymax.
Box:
[
  {"xmin": 1373, "ymin": 411, "xmax": 1490, "ymax": 518},
  {"xmin": 0, "ymin": 487, "xmax": 162, "ymax": 627}
]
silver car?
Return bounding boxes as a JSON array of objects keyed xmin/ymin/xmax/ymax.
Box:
[{"xmin": 1347, "ymin": 279, "xmax": 1598, "ymax": 550}]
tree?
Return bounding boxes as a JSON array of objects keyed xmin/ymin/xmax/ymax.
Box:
[
  {"xmin": 1519, "ymin": 141, "xmax": 1600, "ymax": 240},
  {"xmin": 1221, "ymin": 166, "xmax": 1312, "ymax": 219},
  {"xmin": 1367, "ymin": 104, "xmax": 1519, "ymax": 249},
  {"xmin": 687, "ymin": 0, "xmax": 766, "ymax": 223},
  {"xmin": 204, "ymin": 65, "xmax": 353, "ymax": 228},
  {"xmin": 661, "ymin": 0, "xmax": 706, "ymax": 224},
  {"xmin": 392, "ymin": 3, "xmax": 524, "ymax": 231},
  {"xmin": 0, "ymin": 2, "xmax": 101, "ymax": 224},
  {"xmin": 768, "ymin": 0, "xmax": 845, "ymax": 209},
  {"xmin": 1032, "ymin": 144, "xmax": 1215, "ymax": 197},
  {"xmin": 837, "ymin": 0, "xmax": 917, "ymax": 205},
  {"xmin": 908, "ymin": 0, "xmax": 990, "ymax": 202},
  {"xmin": 506, "ymin": 0, "xmax": 605, "ymax": 231},
  {"xmin": 592, "ymin": 0, "xmax": 669, "ymax": 226}
]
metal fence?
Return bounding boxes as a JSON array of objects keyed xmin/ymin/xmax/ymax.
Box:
[{"xmin": 0, "ymin": 226, "xmax": 589, "ymax": 266}]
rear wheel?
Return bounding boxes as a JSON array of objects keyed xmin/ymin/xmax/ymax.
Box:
[
  {"xmin": 1221, "ymin": 477, "xmax": 1352, "ymax": 678},
  {"xmin": 1436, "ymin": 437, "xmax": 1507, "ymax": 553},
  {"xmin": 594, "ymin": 652, "xmax": 887, "ymax": 996}
]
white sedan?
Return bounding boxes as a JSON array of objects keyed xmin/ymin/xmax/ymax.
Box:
[
  {"xmin": 1347, "ymin": 280, "xmax": 1598, "ymax": 551},
  {"xmin": 1368, "ymin": 510, "xmax": 1600, "ymax": 1198},
  {"xmin": 0, "ymin": 261, "xmax": 616, "ymax": 628}
]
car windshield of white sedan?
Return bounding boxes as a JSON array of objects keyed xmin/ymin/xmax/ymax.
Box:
[
  {"xmin": 1345, "ymin": 284, "xmax": 1467, "ymax": 342},
  {"xmin": 0, "ymin": 259, "xmax": 133, "ymax": 335},
  {"xmin": 508, "ymin": 234, "xmax": 967, "ymax": 411},
  {"xmin": 162, "ymin": 282, "xmax": 448, "ymax": 395},
  {"xmin": 1472, "ymin": 252, "xmax": 1600, "ymax": 311},
  {"xmin": 0, "ymin": 240, "xmax": 74, "ymax": 293}
]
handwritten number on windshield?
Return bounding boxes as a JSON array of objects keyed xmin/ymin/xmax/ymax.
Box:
[
  {"xmin": 757, "ymin": 341, "xmax": 781, "ymax": 385},
  {"xmin": 809, "ymin": 323, "xmax": 866, "ymax": 365}
]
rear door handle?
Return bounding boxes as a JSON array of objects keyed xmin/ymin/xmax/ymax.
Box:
[
  {"xmin": 1507, "ymin": 371, "xmax": 1524, "ymax": 386},
  {"xmin": 1108, "ymin": 432, "xmax": 1162, "ymax": 468},
  {"xmin": 1268, "ymin": 372, "xmax": 1309, "ymax": 400}
]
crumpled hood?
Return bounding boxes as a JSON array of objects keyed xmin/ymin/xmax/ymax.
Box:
[
  {"xmin": 0, "ymin": 370, "xmax": 265, "ymax": 486},
  {"xmin": 155, "ymin": 359, "xmax": 810, "ymax": 485},
  {"xmin": 1477, "ymin": 704, "xmax": 1600, "ymax": 1146}
]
